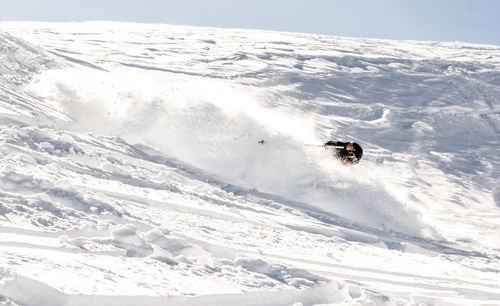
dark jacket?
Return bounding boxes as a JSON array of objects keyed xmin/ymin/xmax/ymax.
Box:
[{"xmin": 324, "ymin": 141, "xmax": 363, "ymax": 164}]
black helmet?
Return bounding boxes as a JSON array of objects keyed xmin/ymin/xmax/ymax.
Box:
[{"xmin": 352, "ymin": 142, "xmax": 363, "ymax": 161}]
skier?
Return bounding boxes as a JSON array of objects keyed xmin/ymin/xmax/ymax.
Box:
[{"xmin": 324, "ymin": 141, "xmax": 363, "ymax": 164}]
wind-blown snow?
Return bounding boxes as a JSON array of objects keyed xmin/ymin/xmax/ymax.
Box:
[{"xmin": 0, "ymin": 21, "xmax": 499, "ymax": 305}]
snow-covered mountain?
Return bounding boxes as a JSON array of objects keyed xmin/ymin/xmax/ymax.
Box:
[{"xmin": 0, "ymin": 21, "xmax": 499, "ymax": 305}]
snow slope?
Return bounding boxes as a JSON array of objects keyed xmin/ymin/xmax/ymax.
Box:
[{"xmin": 0, "ymin": 21, "xmax": 499, "ymax": 305}]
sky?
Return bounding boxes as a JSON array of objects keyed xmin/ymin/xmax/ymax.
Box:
[{"xmin": 1, "ymin": 0, "xmax": 500, "ymax": 46}]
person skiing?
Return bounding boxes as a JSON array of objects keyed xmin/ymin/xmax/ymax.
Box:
[{"xmin": 324, "ymin": 141, "xmax": 363, "ymax": 164}]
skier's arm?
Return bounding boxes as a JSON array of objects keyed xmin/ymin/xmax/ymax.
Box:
[{"xmin": 324, "ymin": 141, "xmax": 347, "ymax": 147}]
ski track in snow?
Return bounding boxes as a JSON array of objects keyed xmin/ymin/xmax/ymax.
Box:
[{"xmin": 0, "ymin": 21, "xmax": 499, "ymax": 305}]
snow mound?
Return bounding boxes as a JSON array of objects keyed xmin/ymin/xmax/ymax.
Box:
[{"xmin": 0, "ymin": 32, "xmax": 60, "ymax": 84}]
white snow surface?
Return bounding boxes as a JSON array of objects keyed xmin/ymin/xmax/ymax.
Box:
[{"xmin": 0, "ymin": 21, "xmax": 499, "ymax": 305}]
